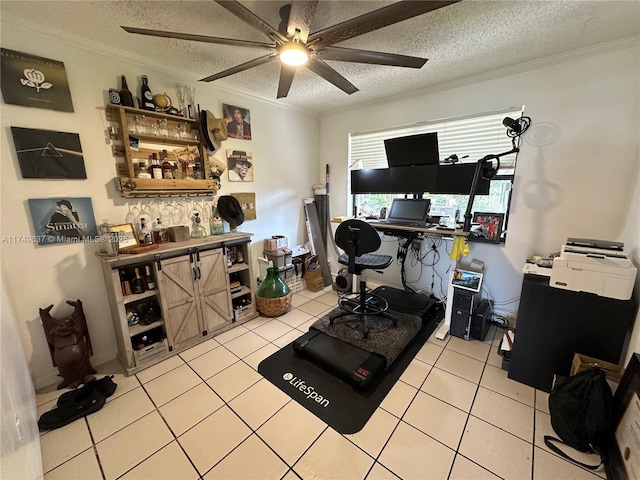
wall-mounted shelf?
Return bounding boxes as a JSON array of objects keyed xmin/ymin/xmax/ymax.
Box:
[{"xmin": 106, "ymin": 105, "xmax": 217, "ymax": 198}]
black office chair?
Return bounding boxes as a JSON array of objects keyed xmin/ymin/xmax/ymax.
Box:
[{"xmin": 329, "ymin": 219, "xmax": 397, "ymax": 339}]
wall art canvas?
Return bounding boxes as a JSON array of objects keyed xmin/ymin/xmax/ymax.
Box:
[
  {"xmin": 28, "ymin": 197, "xmax": 97, "ymax": 245},
  {"xmin": 1, "ymin": 48, "xmax": 74, "ymax": 112},
  {"xmin": 227, "ymin": 149, "xmax": 254, "ymax": 182},
  {"xmin": 223, "ymin": 103, "xmax": 251, "ymax": 140},
  {"xmin": 231, "ymin": 193, "xmax": 257, "ymax": 221},
  {"xmin": 11, "ymin": 127, "xmax": 86, "ymax": 179}
]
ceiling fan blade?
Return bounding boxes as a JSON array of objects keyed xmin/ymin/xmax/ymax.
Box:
[
  {"xmin": 277, "ymin": 65, "xmax": 297, "ymax": 98},
  {"xmin": 306, "ymin": 59, "xmax": 358, "ymax": 95},
  {"xmin": 307, "ymin": 0, "xmax": 460, "ymax": 48},
  {"xmin": 215, "ymin": 0, "xmax": 287, "ymax": 44},
  {"xmin": 121, "ymin": 26, "xmax": 275, "ymax": 50},
  {"xmin": 318, "ymin": 46, "xmax": 427, "ymax": 68},
  {"xmin": 199, "ymin": 53, "xmax": 278, "ymax": 82},
  {"xmin": 286, "ymin": 1, "xmax": 319, "ymax": 43}
]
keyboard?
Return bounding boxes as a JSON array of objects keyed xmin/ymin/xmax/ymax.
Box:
[{"xmin": 369, "ymin": 219, "xmax": 435, "ymax": 229}]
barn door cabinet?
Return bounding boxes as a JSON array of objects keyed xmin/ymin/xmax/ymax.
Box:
[{"xmin": 97, "ymin": 233, "xmax": 258, "ymax": 375}]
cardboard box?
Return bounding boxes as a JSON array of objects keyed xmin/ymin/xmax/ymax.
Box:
[
  {"xmin": 571, "ymin": 353, "xmax": 625, "ymax": 383},
  {"xmin": 264, "ymin": 236, "xmax": 288, "ymax": 251}
]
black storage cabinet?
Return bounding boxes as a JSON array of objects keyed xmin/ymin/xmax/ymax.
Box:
[{"xmin": 508, "ymin": 273, "xmax": 635, "ymax": 392}]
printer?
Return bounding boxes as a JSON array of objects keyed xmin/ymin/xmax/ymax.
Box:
[{"xmin": 549, "ymin": 238, "xmax": 637, "ymax": 300}]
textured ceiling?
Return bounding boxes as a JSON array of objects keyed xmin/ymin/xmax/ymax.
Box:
[{"xmin": 2, "ymin": 1, "xmax": 639, "ymax": 114}]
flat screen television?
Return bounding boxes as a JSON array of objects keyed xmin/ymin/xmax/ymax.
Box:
[{"xmin": 384, "ymin": 132, "xmax": 439, "ymax": 167}]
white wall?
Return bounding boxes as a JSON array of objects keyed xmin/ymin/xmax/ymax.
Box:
[
  {"xmin": 0, "ymin": 20, "xmax": 320, "ymax": 389},
  {"xmin": 319, "ymin": 43, "xmax": 640, "ymax": 357}
]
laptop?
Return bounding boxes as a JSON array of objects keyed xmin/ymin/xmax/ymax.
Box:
[{"xmin": 374, "ymin": 198, "xmax": 431, "ymax": 228}]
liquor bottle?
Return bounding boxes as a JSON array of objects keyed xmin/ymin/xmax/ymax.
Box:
[
  {"xmin": 152, "ymin": 218, "xmax": 167, "ymax": 243},
  {"xmin": 139, "ymin": 218, "xmax": 154, "ymax": 245},
  {"xmin": 140, "ymin": 75, "xmax": 155, "ymax": 111},
  {"xmin": 161, "ymin": 151, "xmax": 173, "ymax": 179},
  {"xmin": 120, "ymin": 75, "xmax": 134, "ymax": 107},
  {"xmin": 132, "ymin": 267, "xmax": 145, "ymax": 294},
  {"xmin": 172, "ymin": 162, "xmax": 183, "ymax": 180},
  {"xmin": 210, "ymin": 204, "xmax": 224, "ymax": 235},
  {"xmin": 151, "ymin": 153, "xmax": 162, "ymax": 179},
  {"xmin": 190, "ymin": 213, "xmax": 206, "ymax": 239},
  {"xmin": 137, "ymin": 161, "xmax": 151, "ymax": 178},
  {"xmin": 143, "ymin": 265, "xmax": 156, "ymax": 290}
]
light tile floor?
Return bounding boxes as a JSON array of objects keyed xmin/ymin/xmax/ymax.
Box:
[{"xmin": 37, "ymin": 287, "xmax": 607, "ymax": 479}]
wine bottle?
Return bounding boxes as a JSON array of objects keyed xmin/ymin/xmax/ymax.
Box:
[
  {"xmin": 132, "ymin": 267, "xmax": 145, "ymax": 294},
  {"xmin": 172, "ymin": 162, "xmax": 183, "ymax": 180},
  {"xmin": 140, "ymin": 75, "xmax": 155, "ymax": 111},
  {"xmin": 120, "ymin": 75, "xmax": 134, "ymax": 107},
  {"xmin": 143, "ymin": 265, "xmax": 156, "ymax": 290}
]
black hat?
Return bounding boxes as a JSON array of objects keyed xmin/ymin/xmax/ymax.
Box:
[
  {"xmin": 217, "ymin": 195, "xmax": 244, "ymax": 228},
  {"xmin": 56, "ymin": 199, "xmax": 72, "ymax": 209},
  {"xmin": 228, "ymin": 150, "xmax": 253, "ymax": 169}
]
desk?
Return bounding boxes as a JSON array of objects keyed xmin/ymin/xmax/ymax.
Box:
[{"xmin": 366, "ymin": 220, "xmax": 470, "ymax": 238}]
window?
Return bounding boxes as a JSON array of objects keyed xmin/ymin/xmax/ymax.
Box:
[{"xmin": 348, "ymin": 107, "xmax": 524, "ymax": 236}]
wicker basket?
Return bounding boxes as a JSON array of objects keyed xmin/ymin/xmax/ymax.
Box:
[{"xmin": 256, "ymin": 293, "xmax": 292, "ymax": 317}]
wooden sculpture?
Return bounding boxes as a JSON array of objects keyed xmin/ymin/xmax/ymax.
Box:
[{"xmin": 39, "ymin": 299, "xmax": 96, "ymax": 389}]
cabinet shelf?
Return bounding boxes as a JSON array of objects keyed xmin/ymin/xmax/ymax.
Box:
[
  {"xmin": 129, "ymin": 134, "xmax": 200, "ymax": 146},
  {"xmin": 123, "ymin": 289, "xmax": 158, "ymax": 305},
  {"xmin": 229, "ymin": 263, "xmax": 249, "ymax": 274},
  {"xmin": 129, "ymin": 320, "xmax": 165, "ymax": 337},
  {"xmin": 231, "ymin": 286, "xmax": 252, "ymax": 299}
]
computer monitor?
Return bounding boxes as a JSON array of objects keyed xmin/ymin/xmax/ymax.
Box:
[
  {"xmin": 387, "ymin": 198, "xmax": 431, "ymax": 223},
  {"xmin": 384, "ymin": 132, "xmax": 439, "ymax": 167},
  {"xmin": 450, "ymin": 269, "xmax": 483, "ymax": 292},
  {"xmin": 350, "ymin": 165, "xmax": 438, "ymax": 194}
]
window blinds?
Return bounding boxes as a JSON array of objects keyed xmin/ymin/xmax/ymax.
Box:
[{"xmin": 349, "ymin": 107, "xmax": 524, "ymax": 175}]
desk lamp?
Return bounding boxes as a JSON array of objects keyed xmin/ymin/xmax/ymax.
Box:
[{"xmin": 462, "ymin": 115, "xmax": 531, "ymax": 232}]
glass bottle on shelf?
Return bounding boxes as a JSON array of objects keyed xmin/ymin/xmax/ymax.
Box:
[
  {"xmin": 143, "ymin": 265, "xmax": 156, "ymax": 290},
  {"xmin": 137, "ymin": 161, "xmax": 151, "ymax": 178},
  {"xmin": 210, "ymin": 204, "xmax": 224, "ymax": 235},
  {"xmin": 161, "ymin": 151, "xmax": 173, "ymax": 179},
  {"xmin": 172, "ymin": 162, "xmax": 183, "ymax": 180},
  {"xmin": 120, "ymin": 75, "xmax": 134, "ymax": 107},
  {"xmin": 152, "ymin": 218, "xmax": 167, "ymax": 244},
  {"xmin": 132, "ymin": 267, "xmax": 145, "ymax": 294},
  {"xmin": 192, "ymin": 163, "xmax": 203, "ymax": 180},
  {"xmin": 140, "ymin": 75, "xmax": 155, "ymax": 111},
  {"xmin": 151, "ymin": 153, "xmax": 162, "ymax": 179},
  {"xmin": 190, "ymin": 212, "xmax": 206, "ymax": 239},
  {"xmin": 139, "ymin": 218, "xmax": 154, "ymax": 245}
]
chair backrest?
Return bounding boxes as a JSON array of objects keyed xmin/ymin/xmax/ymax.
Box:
[{"xmin": 335, "ymin": 219, "xmax": 381, "ymax": 258}]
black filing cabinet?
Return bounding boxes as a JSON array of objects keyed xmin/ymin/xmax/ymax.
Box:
[{"xmin": 508, "ymin": 274, "xmax": 635, "ymax": 392}]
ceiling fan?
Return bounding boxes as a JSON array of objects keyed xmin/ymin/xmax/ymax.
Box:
[{"xmin": 122, "ymin": 0, "xmax": 460, "ymax": 99}]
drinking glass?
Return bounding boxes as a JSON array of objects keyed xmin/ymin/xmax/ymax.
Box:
[
  {"xmin": 124, "ymin": 203, "xmax": 135, "ymax": 225},
  {"xmin": 158, "ymin": 118, "xmax": 169, "ymax": 137},
  {"xmin": 175, "ymin": 84, "xmax": 186, "ymax": 117},
  {"xmin": 134, "ymin": 115, "xmax": 148, "ymax": 135}
]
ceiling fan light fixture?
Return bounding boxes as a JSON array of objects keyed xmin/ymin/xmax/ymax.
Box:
[{"xmin": 279, "ymin": 42, "xmax": 309, "ymax": 66}]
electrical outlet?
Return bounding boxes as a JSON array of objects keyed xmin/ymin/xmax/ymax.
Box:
[{"xmin": 411, "ymin": 239, "xmax": 422, "ymax": 251}]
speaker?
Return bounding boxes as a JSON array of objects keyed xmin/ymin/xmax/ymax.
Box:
[
  {"xmin": 333, "ymin": 268, "xmax": 352, "ymax": 293},
  {"xmin": 470, "ymin": 299, "xmax": 492, "ymax": 341}
]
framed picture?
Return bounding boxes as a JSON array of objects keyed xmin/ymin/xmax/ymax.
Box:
[
  {"xmin": 231, "ymin": 193, "xmax": 257, "ymax": 220},
  {"xmin": 109, "ymin": 223, "xmax": 139, "ymax": 251},
  {"xmin": 226, "ymin": 149, "xmax": 254, "ymax": 182},
  {"xmin": 1, "ymin": 48, "xmax": 74, "ymax": 112},
  {"xmin": 223, "ymin": 103, "xmax": 251, "ymax": 140},
  {"xmin": 27, "ymin": 197, "xmax": 97, "ymax": 245},
  {"xmin": 606, "ymin": 354, "xmax": 640, "ymax": 480},
  {"xmin": 11, "ymin": 127, "xmax": 86, "ymax": 179},
  {"xmin": 471, "ymin": 212, "xmax": 504, "ymax": 243}
]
